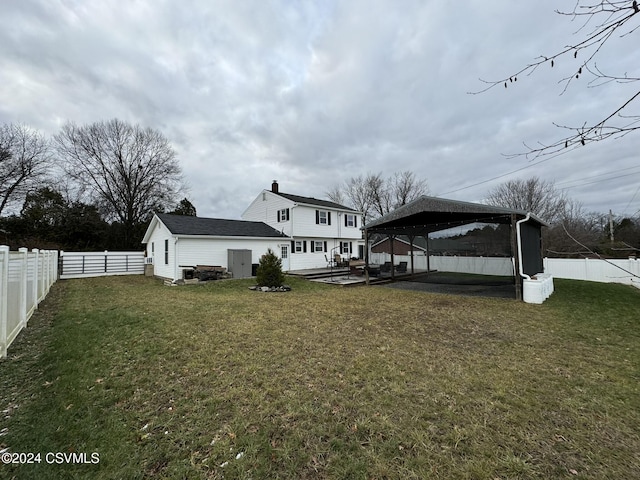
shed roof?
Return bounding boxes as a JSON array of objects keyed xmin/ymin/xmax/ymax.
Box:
[
  {"xmin": 364, "ymin": 196, "xmax": 548, "ymax": 235},
  {"xmin": 155, "ymin": 213, "xmax": 289, "ymax": 238}
]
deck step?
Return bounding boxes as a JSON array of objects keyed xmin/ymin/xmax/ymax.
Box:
[{"xmin": 288, "ymin": 268, "xmax": 350, "ymax": 279}]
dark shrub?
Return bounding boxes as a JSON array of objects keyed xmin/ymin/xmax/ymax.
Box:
[{"xmin": 256, "ymin": 248, "xmax": 285, "ymax": 287}]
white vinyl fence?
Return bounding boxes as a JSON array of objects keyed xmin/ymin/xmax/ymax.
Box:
[
  {"xmin": 369, "ymin": 252, "xmax": 515, "ymax": 277},
  {"xmin": 59, "ymin": 251, "xmax": 144, "ymax": 279},
  {"xmin": 0, "ymin": 246, "xmax": 58, "ymax": 358},
  {"xmin": 370, "ymin": 252, "xmax": 640, "ymax": 288},
  {"xmin": 544, "ymin": 257, "xmax": 640, "ymax": 288}
]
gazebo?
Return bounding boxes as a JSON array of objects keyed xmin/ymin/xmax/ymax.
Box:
[{"xmin": 363, "ymin": 196, "xmax": 550, "ymax": 301}]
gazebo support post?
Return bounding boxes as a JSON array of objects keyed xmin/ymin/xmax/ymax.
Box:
[
  {"xmin": 389, "ymin": 234, "xmax": 395, "ymax": 280},
  {"xmin": 364, "ymin": 228, "xmax": 370, "ymax": 286},
  {"xmin": 408, "ymin": 234, "xmax": 415, "ymax": 275},
  {"xmin": 424, "ymin": 234, "xmax": 430, "ymax": 275},
  {"xmin": 510, "ymin": 214, "xmax": 523, "ymax": 300}
]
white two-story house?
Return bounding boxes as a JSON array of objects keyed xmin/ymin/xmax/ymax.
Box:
[{"xmin": 242, "ymin": 181, "xmax": 365, "ymax": 271}]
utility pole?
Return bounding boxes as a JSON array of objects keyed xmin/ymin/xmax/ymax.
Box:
[{"xmin": 609, "ymin": 210, "xmax": 615, "ymax": 244}]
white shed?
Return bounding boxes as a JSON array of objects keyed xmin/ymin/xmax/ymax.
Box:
[{"xmin": 142, "ymin": 213, "xmax": 290, "ymax": 282}]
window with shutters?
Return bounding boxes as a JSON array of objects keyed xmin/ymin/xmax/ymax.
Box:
[
  {"xmin": 345, "ymin": 214, "xmax": 356, "ymax": 227},
  {"xmin": 341, "ymin": 241, "xmax": 350, "ymax": 254},
  {"xmin": 295, "ymin": 241, "xmax": 303, "ymax": 253},
  {"xmin": 318, "ymin": 210, "xmax": 328, "ymax": 225},
  {"xmin": 314, "ymin": 241, "xmax": 324, "ymax": 252},
  {"xmin": 278, "ymin": 208, "xmax": 289, "ymax": 222}
]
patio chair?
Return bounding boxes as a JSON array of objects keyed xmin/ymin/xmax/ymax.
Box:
[
  {"xmin": 380, "ymin": 262, "xmax": 392, "ymax": 273},
  {"xmin": 396, "ymin": 261, "xmax": 408, "ymax": 273},
  {"xmin": 334, "ymin": 254, "xmax": 347, "ymax": 268}
]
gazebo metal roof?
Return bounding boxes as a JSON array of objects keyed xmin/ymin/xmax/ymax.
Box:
[{"xmin": 364, "ymin": 196, "xmax": 548, "ymax": 235}]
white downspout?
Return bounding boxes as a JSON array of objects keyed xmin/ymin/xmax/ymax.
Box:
[
  {"xmin": 174, "ymin": 237, "xmax": 179, "ymax": 282},
  {"xmin": 516, "ymin": 213, "xmax": 531, "ymax": 280}
]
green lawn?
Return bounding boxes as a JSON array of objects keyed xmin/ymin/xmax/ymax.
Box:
[{"xmin": 0, "ymin": 276, "xmax": 638, "ymax": 479}]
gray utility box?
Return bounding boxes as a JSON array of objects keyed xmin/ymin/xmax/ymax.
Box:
[{"xmin": 227, "ymin": 249, "xmax": 252, "ymax": 278}]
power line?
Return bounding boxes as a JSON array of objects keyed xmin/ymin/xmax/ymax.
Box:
[
  {"xmin": 554, "ymin": 165, "xmax": 640, "ymax": 187},
  {"xmin": 437, "ymin": 156, "xmax": 553, "ymax": 196},
  {"xmin": 558, "ymin": 171, "xmax": 640, "ymax": 191},
  {"xmin": 437, "ymin": 142, "xmax": 586, "ymax": 197},
  {"xmin": 622, "ymin": 184, "xmax": 640, "ymax": 217}
]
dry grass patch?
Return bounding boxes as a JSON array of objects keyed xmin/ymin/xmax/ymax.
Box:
[{"xmin": 0, "ymin": 275, "xmax": 638, "ymax": 479}]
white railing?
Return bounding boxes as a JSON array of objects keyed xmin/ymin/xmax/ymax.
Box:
[
  {"xmin": 59, "ymin": 251, "xmax": 144, "ymax": 279},
  {"xmin": 0, "ymin": 246, "xmax": 58, "ymax": 358}
]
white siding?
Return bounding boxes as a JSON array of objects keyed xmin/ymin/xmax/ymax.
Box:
[
  {"xmin": 289, "ymin": 238, "xmax": 365, "ymax": 270},
  {"xmin": 176, "ymin": 237, "xmax": 288, "ymax": 276},
  {"xmin": 145, "ymin": 220, "xmax": 175, "ymax": 280},
  {"xmin": 242, "ymin": 191, "xmax": 293, "ymax": 235},
  {"xmin": 288, "ymin": 206, "xmax": 362, "ymax": 240},
  {"xmin": 243, "ymin": 191, "xmax": 363, "ymax": 241}
]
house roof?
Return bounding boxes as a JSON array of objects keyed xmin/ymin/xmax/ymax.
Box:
[
  {"xmin": 154, "ymin": 213, "xmax": 289, "ymax": 238},
  {"xmin": 273, "ymin": 191, "xmax": 357, "ymax": 212},
  {"xmin": 364, "ymin": 195, "xmax": 548, "ymax": 235}
]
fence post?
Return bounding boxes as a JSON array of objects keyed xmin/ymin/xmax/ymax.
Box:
[
  {"xmin": 44, "ymin": 250, "xmax": 51, "ymax": 293},
  {"xmin": 19, "ymin": 248, "xmax": 28, "ymax": 329},
  {"xmin": 104, "ymin": 250, "xmax": 108, "ymax": 273},
  {"xmin": 0, "ymin": 246, "xmax": 9, "ymax": 358},
  {"xmin": 53, "ymin": 250, "xmax": 59, "ymax": 281},
  {"xmin": 42, "ymin": 250, "xmax": 49, "ymax": 295},
  {"xmin": 51, "ymin": 250, "xmax": 56, "ymax": 285},
  {"xmin": 32, "ymin": 249, "xmax": 39, "ymax": 306}
]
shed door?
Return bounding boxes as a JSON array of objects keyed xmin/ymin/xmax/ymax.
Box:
[{"xmin": 228, "ymin": 249, "xmax": 252, "ymax": 278}]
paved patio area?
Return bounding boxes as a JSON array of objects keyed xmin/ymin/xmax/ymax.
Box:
[
  {"xmin": 310, "ymin": 275, "xmax": 367, "ymax": 286},
  {"xmin": 381, "ymin": 272, "xmax": 517, "ymax": 299}
]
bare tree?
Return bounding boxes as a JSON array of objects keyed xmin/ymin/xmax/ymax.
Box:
[
  {"xmin": 367, "ymin": 173, "xmax": 390, "ymax": 218},
  {"xmin": 0, "ymin": 124, "xmax": 51, "ymax": 216},
  {"xmin": 325, "ymin": 185, "xmax": 346, "ymax": 207},
  {"xmin": 54, "ymin": 119, "xmax": 184, "ymax": 245},
  {"xmin": 327, "ymin": 171, "xmax": 429, "ymax": 223},
  {"xmin": 390, "ymin": 171, "xmax": 429, "ymax": 209},
  {"xmin": 485, "ymin": 177, "xmax": 567, "ymax": 224},
  {"xmin": 328, "ymin": 173, "xmax": 377, "ymax": 224},
  {"xmin": 474, "ymin": 1, "xmax": 640, "ymax": 158},
  {"xmin": 545, "ymin": 199, "xmax": 605, "ymax": 255}
]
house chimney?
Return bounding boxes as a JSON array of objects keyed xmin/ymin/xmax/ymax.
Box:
[{"xmin": 271, "ymin": 180, "xmax": 279, "ymax": 193}]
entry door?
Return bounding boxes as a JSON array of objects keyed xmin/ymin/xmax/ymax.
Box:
[{"xmin": 280, "ymin": 245, "xmax": 289, "ymax": 271}]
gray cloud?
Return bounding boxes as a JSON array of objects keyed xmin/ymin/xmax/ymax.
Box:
[{"xmin": 1, "ymin": 0, "xmax": 638, "ymax": 219}]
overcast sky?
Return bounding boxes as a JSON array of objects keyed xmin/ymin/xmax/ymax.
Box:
[{"xmin": 2, "ymin": 0, "xmax": 639, "ymax": 220}]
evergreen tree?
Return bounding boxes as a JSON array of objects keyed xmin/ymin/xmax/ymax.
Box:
[{"xmin": 256, "ymin": 248, "xmax": 285, "ymax": 287}]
